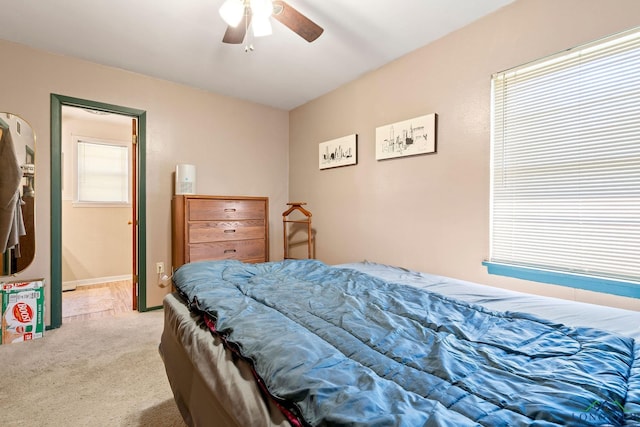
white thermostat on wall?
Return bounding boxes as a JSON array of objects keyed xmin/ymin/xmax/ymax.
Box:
[{"xmin": 175, "ymin": 164, "xmax": 196, "ymax": 195}]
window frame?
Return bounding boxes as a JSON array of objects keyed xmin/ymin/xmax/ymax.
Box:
[
  {"xmin": 485, "ymin": 27, "xmax": 640, "ymax": 300},
  {"xmin": 73, "ymin": 135, "xmax": 132, "ymax": 208}
]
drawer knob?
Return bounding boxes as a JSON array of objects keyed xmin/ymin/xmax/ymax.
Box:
[
  {"xmin": 224, "ymin": 208, "xmax": 236, "ymax": 212},
  {"xmin": 224, "ymin": 229, "xmax": 236, "ymax": 233},
  {"xmin": 224, "ymin": 249, "xmax": 237, "ymax": 254}
]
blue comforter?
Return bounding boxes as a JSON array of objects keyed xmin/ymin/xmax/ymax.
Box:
[{"xmin": 173, "ymin": 259, "xmax": 640, "ymax": 426}]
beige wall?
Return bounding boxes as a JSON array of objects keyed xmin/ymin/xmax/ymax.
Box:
[
  {"xmin": 289, "ymin": 0, "xmax": 640, "ymax": 311},
  {"xmin": 61, "ymin": 204, "xmax": 131, "ymax": 283},
  {"xmin": 0, "ymin": 39, "xmax": 289, "ymax": 325}
]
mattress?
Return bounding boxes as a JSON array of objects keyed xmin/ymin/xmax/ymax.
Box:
[{"xmin": 161, "ymin": 260, "xmax": 640, "ymax": 426}]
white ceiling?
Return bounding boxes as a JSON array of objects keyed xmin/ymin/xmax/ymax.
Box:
[{"xmin": 0, "ymin": 0, "xmax": 515, "ymax": 111}]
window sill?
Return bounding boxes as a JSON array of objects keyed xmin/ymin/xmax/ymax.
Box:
[
  {"xmin": 71, "ymin": 201, "xmax": 131, "ymax": 208},
  {"xmin": 482, "ymin": 262, "xmax": 640, "ymax": 299}
]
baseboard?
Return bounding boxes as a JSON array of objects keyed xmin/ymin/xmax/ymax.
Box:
[{"xmin": 62, "ymin": 274, "xmax": 131, "ymax": 291}]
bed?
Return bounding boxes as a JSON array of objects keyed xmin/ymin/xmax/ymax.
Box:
[{"xmin": 159, "ymin": 259, "xmax": 640, "ymax": 426}]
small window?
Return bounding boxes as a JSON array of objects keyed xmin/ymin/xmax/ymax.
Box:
[
  {"xmin": 75, "ymin": 138, "xmax": 130, "ymax": 205},
  {"xmin": 487, "ymin": 27, "xmax": 640, "ymax": 297}
]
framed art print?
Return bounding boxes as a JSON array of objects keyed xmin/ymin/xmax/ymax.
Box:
[
  {"xmin": 319, "ymin": 134, "xmax": 357, "ymax": 169},
  {"xmin": 375, "ymin": 113, "xmax": 437, "ymax": 160}
]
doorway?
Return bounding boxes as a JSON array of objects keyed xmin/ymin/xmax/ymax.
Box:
[
  {"xmin": 50, "ymin": 95, "xmax": 147, "ymax": 329},
  {"xmin": 60, "ymin": 106, "xmax": 134, "ymax": 322}
]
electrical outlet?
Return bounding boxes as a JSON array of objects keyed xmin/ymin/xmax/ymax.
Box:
[{"xmin": 156, "ymin": 262, "xmax": 165, "ymax": 274}]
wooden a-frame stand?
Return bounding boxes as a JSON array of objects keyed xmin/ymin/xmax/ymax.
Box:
[{"xmin": 282, "ymin": 202, "xmax": 312, "ymax": 259}]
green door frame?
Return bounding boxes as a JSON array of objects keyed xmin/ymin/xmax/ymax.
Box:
[{"xmin": 50, "ymin": 94, "xmax": 150, "ymax": 329}]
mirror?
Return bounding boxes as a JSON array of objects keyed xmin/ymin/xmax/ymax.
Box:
[{"xmin": 0, "ymin": 113, "xmax": 35, "ymax": 275}]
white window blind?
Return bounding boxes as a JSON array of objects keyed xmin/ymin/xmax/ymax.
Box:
[
  {"xmin": 490, "ymin": 28, "xmax": 640, "ymax": 284},
  {"xmin": 77, "ymin": 140, "xmax": 129, "ymax": 204}
]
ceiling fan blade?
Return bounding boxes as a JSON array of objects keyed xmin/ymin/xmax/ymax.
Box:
[
  {"xmin": 272, "ymin": 1, "xmax": 323, "ymax": 43},
  {"xmin": 222, "ymin": 13, "xmax": 251, "ymax": 44}
]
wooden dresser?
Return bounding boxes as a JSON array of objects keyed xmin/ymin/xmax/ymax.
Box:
[{"xmin": 172, "ymin": 195, "xmax": 269, "ymax": 270}]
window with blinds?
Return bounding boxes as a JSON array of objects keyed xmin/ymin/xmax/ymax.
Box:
[
  {"xmin": 76, "ymin": 139, "xmax": 130, "ymax": 205},
  {"xmin": 489, "ymin": 27, "xmax": 640, "ymax": 294}
]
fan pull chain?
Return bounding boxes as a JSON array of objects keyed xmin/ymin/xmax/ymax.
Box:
[{"xmin": 244, "ymin": 4, "xmax": 254, "ymax": 52}]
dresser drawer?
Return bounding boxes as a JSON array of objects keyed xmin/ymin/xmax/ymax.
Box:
[
  {"xmin": 188, "ymin": 220, "xmax": 265, "ymax": 243},
  {"xmin": 188, "ymin": 199, "xmax": 265, "ymax": 221},
  {"xmin": 189, "ymin": 239, "xmax": 266, "ymax": 263}
]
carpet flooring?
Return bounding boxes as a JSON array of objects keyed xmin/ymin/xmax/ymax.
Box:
[{"xmin": 0, "ymin": 309, "xmax": 186, "ymax": 426}]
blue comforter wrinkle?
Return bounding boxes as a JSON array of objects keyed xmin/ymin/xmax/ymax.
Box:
[{"xmin": 173, "ymin": 259, "xmax": 640, "ymax": 427}]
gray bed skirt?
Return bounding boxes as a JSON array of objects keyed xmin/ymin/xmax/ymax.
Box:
[{"xmin": 159, "ymin": 292, "xmax": 291, "ymax": 427}]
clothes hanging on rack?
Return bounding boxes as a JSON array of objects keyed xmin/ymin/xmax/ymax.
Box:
[
  {"xmin": 0, "ymin": 124, "xmax": 24, "ymax": 253},
  {"xmin": 7, "ymin": 196, "xmax": 26, "ymax": 257}
]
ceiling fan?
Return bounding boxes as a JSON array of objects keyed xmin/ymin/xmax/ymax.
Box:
[{"xmin": 219, "ymin": 0, "xmax": 323, "ymax": 45}]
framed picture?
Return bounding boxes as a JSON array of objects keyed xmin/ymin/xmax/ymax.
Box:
[
  {"xmin": 375, "ymin": 113, "xmax": 437, "ymax": 160},
  {"xmin": 319, "ymin": 134, "xmax": 357, "ymax": 170}
]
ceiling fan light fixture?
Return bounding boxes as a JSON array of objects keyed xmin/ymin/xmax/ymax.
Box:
[
  {"xmin": 252, "ymin": 16, "xmax": 272, "ymax": 37},
  {"xmin": 249, "ymin": 0, "xmax": 273, "ymax": 17},
  {"xmin": 219, "ymin": 0, "xmax": 245, "ymax": 27},
  {"xmin": 221, "ymin": 0, "xmax": 323, "ymax": 46}
]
